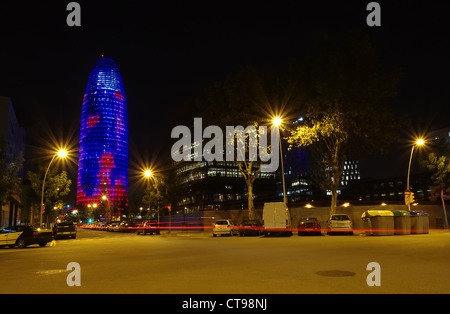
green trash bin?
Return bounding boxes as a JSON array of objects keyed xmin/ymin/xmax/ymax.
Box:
[
  {"xmin": 361, "ymin": 210, "xmax": 394, "ymax": 236},
  {"xmin": 410, "ymin": 210, "xmax": 429, "ymax": 234},
  {"xmin": 391, "ymin": 210, "xmax": 411, "ymax": 235}
]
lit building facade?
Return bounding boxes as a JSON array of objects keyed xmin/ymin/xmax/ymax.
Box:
[
  {"xmin": 0, "ymin": 96, "xmax": 26, "ymax": 228},
  {"xmin": 174, "ymin": 160, "xmax": 277, "ymax": 212},
  {"xmin": 76, "ymin": 57, "xmax": 129, "ymax": 212}
]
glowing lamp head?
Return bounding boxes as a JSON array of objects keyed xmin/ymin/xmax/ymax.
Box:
[
  {"xmin": 416, "ymin": 139, "xmax": 425, "ymax": 146},
  {"xmin": 144, "ymin": 170, "xmax": 152, "ymax": 178},
  {"xmin": 57, "ymin": 149, "xmax": 68, "ymax": 158},
  {"xmin": 273, "ymin": 117, "xmax": 282, "ymax": 127}
]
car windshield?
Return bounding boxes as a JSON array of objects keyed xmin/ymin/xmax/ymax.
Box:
[
  {"xmin": 215, "ymin": 221, "xmax": 229, "ymax": 225},
  {"xmin": 331, "ymin": 215, "xmax": 349, "ymax": 221}
]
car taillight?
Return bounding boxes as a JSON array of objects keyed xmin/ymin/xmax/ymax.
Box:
[{"xmin": 33, "ymin": 231, "xmax": 39, "ymax": 236}]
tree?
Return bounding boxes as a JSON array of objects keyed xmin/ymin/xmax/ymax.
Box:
[
  {"xmin": 422, "ymin": 145, "xmax": 450, "ymax": 229},
  {"xmin": 288, "ymin": 111, "xmax": 348, "ymax": 212},
  {"xmin": 287, "ymin": 31, "xmax": 401, "ymax": 215},
  {"xmin": 0, "ymin": 150, "xmax": 24, "ymax": 206},
  {"xmin": 27, "ymin": 166, "xmax": 72, "ymax": 227},
  {"xmin": 142, "ymin": 175, "xmax": 165, "ymax": 218},
  {"xmin": 0, "ymin": 148, "xmax": 24, "ymax": 226},
  {"xmin": 194, "ymin": 67, "xmax": 287, "ymax": 219}
]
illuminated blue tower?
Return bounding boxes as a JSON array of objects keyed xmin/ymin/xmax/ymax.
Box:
[{"xmin": 76, "ymin": 57, "xmax": 129, "ymax": 212}]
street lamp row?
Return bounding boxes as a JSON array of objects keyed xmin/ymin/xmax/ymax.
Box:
[{"xmin": 39, "ymin": 129, "xmax": 423, "ymax": 228}]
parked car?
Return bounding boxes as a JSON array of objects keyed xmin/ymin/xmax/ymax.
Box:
[
  {"xmin": 96, "ymin": 222, "xmax": 108, "ymax": 230},
  {"xmin": 53, "ymin": 222, "xmax": 77, "ymax": 239},
  {"xmin": 136, "ymin": 220, "xmax": 160, "ymax": 235},
  {"xmin": 118, "ymin": 220, "xmax": 136, "ymax": 232},
  {"xmin": 212, "ymin": 220, "xmax": 238, "ymax": 237},
  {"xmin": 327, "ymin": 214, "xmax": 353, "ymax": 235},
  {"xmin": 297, "ymin": 217, "xmax": 321, "ymax": 236},
  {"xmin": 0, "ymin": 225, "xmax": 53, "ymax": 248},
  {"xmin": 106, "ymin": 221, "xmax": 120, "ymax": 232},
  {"xmin": 238, "ymin": 219, "xmax": 263, "ymax": 236}
]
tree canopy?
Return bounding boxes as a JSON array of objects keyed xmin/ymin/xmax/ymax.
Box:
[{"xmin": 287, "ymin": 30, "xmax": 401, "ymax": 214}]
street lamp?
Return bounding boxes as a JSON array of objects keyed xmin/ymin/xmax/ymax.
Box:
[
  {"xmin": 144, "ymin": 169, "xmax": 152, "ymax": 178},
  {"xmin": 102, "ymin": 195, "xmax": 112, "ymax": 220},
  {"xmin": 143, "ymin": 169, "xmax": 164, "ymax": 229},
  {"xmin": 39, "ymin": 149, "xmax": 67, "ymax": 228},
  {"xmin": 272, "ymin": 116, "xmax": 287, "ymax": 204},
  {"xmin": 406, "ymin": 139, "xmax": 425, "ymax": 210}
]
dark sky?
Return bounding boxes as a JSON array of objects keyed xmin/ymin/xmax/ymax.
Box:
[{"xmin": 1, "ymin": 0, "xmax": 449, "ymax": 193}]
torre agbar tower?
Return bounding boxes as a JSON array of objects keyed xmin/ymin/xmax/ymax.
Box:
[{"xmin": 76, "ymin": 57, "xmax": 129, "ymax": 214}]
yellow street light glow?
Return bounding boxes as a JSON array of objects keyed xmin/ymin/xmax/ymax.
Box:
[
  {"xmin": 416, "ymin": 139, "xmax": 425, "ymax": 146},
  {"xmin": 144, "ymin": 169, "xmax": 152, "ymax": 178},
  {"xmin": 102, "ymin": 195, "xmax": 107, "ymax": 200},
  {"xmin": 272, "ymin": 116, "xmax": 282, "ymax": 127},
  {"xmin": 57, "ymin": 149, "xmax": 68, "ymax": 158}
]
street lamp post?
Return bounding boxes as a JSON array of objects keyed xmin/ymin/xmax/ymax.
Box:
[
  {"xmin": 406, "ymin": 139, "xmax": 424, "ymax": 211},
  {"xmin": 102, "ymin": 195, "xmax": 111, "ymax": 220},
  {"xmin": 39, "ymin": 149, "xmax": 67, "ymax": 228},
  {"xmin": 144, "ymin": 169, "xmax": 163, "ymax": 230},
  {"xmin": 273, "ymin": 117, "xmax": 287, "ymax": 204}
]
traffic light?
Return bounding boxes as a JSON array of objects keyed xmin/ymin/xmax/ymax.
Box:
[
  {"xmin": 410, "ymin": 192, "xmax": 415, "ymax": 204},
  {"xmin": 404, "ymin": 190, "xmax": 411, "ymax": 205}
]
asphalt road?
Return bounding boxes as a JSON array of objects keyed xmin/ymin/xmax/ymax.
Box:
[{"xmin": 1, "ymin": 228, "xmax": 450, "ymax": 294}]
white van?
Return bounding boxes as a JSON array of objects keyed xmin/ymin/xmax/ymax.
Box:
[{"xmin": 262, "ymin": 202, "xmax": 292, "ymax": 236}]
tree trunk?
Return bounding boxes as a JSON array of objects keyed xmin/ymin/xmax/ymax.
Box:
[
  {"xmin": 328, "ymin": 141, "xmax": 342, "ymax": 217},
  {"xmin": 247, "ymin": 181, "xmax": 255, "ymax": 220},
  {"xmin": 238, "ymin": 161, "xmax": 260, "ymax": 221},
  {"xmin": 329, "ymin": 151, "xmax": 341, "ymax": 217},
  {"xmin": 29, "ymin": 204, "xmax": 34, "ymax": 225},
  {"xmin": 441, "ymin": 188, "xmax": 449, "ymax": 229},
  {"xmin": 330, "ymin": 188, "xmax": 338, "ymax": 216}
]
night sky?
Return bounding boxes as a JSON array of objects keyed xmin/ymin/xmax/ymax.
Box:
[{"xmin": 1, "ymin": 1, "xmax": 449, "ymax": 200}]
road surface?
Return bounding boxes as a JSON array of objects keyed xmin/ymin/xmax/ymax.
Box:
[{"xmin": 1, "ymin": 228, "xmax": 450, "ymax": 294}]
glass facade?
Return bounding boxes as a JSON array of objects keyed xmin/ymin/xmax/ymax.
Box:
[{"xmin": 76, "ymin": 57, "xmax": 129, "ymax": 211}]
